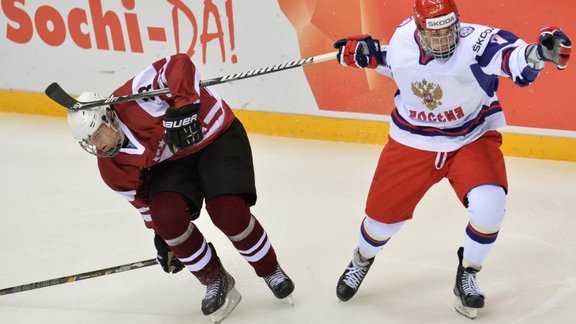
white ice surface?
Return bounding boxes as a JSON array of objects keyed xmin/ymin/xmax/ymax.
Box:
[{"xmin": 1, "ymin": 113, "xmax": 575, "ymax": 324}]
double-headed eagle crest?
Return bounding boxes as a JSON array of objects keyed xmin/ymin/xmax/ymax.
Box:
[{"xmin": 411, "ymin": 79, "xmax": 443, "ymax": 110}]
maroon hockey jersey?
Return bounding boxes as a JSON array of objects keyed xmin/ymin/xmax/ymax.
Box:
[{"xmin": 97, "ymin": 54, "xmax": 236, "ymax": 228}]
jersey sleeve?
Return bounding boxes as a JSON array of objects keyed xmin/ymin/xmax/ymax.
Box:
[
  {"xmin": 375, "ymin": 44, "xmax": 394, "ymax": 78},
  {"xmin": 157, "ymin": 53, "xmax": 201, "ymax": 109},
  {"xmin": 476, "ymin": 29, "xmax": 541, "ymax": 87},
  {"xmin": 98, "ymin": 158, "xmax": 153, "ymax": 229}
]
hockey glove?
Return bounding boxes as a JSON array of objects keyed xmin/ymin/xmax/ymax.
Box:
[
  {"xmin": 537, "ymin": 26, "xmax": 572, "ymax": 70},
  {"xmin": 333, "ymin": 34, "xmax": 384, "ymax": 68},
  {"xmin": 163, "ymin": 103, "xmax": 203, "ymax": 154},
  {"xmin": 154, "ymin": 234, "xmax": 185, "ymax": 274}
]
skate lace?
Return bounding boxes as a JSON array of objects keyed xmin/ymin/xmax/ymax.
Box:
[
  {"xmin": 461, "ymin": 271, "xmax": 483, "ymax": 296},
  {"xmin": 205, "ymin": 277, "xmax": 224, "ymax": 299},
  {"xmin": 342, "ymin": 260, "xmax": 368, "ymax": 289},
  {"xmin": 265, "ymin": 267, "xmax": 287, "ymax": 288}
]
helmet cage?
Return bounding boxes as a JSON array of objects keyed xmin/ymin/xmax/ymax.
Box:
[
  {"xmin": 417, "ymin": 18, "xmax": 460, "ymax": 59},
  {"xmin": 67, "ymin": 91, "xmax": 124, "ymax": 157},
  {"xmin": 79, "ymin": 107, "xmax": 123, "ymax": 157}
]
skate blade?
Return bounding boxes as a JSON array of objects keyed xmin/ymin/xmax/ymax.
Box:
[
  {"xmin": 210, "ymin": 287, "xmax": 242, "ymax": 324},
  {"xmin": 454, "ymin": 297, "xmax": 478, "ymax": 319},
  {"xmin": 283, "ymin": 294, "xmax": 294, "ymax": 307}
]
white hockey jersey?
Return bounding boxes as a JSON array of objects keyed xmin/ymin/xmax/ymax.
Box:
[{"xmin": 376, "ymin": 18, "xmax": 541, "ymax": 152}]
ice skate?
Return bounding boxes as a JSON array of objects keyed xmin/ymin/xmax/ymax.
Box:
[
  {"xmin": 264, "ymin": 265, "xmax": 295, "ymax": 304},
  {"xmin": 201, "ymin": 270, "xmax": 242, "ymax": 324},
  {"xmin": 453, "ymin": 247, "xmax": 485, "ymax": 319},
  {"xmin": 336, "ymin": 247, "xmax": 375, "ymax": 302}
]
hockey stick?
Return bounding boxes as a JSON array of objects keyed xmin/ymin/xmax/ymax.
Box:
[
  {"xmin": 0, "ymin": 258, "xmax": 158, "ymax": 296},
  {"xmin": 45, "ymin": 51, "xmax": 337, "ymax": 110}
]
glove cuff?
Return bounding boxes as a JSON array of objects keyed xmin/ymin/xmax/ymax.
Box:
[
  {"xmin": 165, "ymin": 103, "xmax": 201, "ymax": 118},
  {"xmin": 526, "ymin": 44, "xmax": 544, "ymax": 70}
]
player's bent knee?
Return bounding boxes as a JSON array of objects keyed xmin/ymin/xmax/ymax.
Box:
[
  {"xmin": 205, "ymin": 195, "xmax": 251, "ymax": 236},
  {"xmin": 467, "ymin": 184, "xmax": 506, "ymax": 228},
  {"xmin": 363, "ymin": 216, "xmax": 405, "ymax": 240},
  {"xmin": 150, "ymin": 191, "xmax": 191, "ymax": 237}
]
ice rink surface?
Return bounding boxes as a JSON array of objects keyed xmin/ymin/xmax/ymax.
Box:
[{"xmin": 1, "ymin": 113, "xmax": 575, "ymax": 324}]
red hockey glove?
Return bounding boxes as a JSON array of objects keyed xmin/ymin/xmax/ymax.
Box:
[
  {"xmin": 333, "ymin": 34, "xmax": 384, "ymax": 69},
  {"xmin": 537, "ymin": 26, "xmax": 572, "ymax": 70}
]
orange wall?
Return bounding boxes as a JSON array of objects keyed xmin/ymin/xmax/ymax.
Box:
[{"xmin": 279, "ymin": 0, "xmax": 576, "ymax": 131}]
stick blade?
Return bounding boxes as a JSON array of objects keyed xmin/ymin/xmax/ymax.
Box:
[{"xmin": 45, "ymin": 82, "xmax": 78, "ymax": 109}]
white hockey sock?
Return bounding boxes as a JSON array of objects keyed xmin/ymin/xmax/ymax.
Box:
[
  {"xmin": 463, "ymin": 185, "xmax": 506, "ymax": 267},
  {"xmin": 359, "ymin": 216, "xmax": 405, "ymax": 259}
]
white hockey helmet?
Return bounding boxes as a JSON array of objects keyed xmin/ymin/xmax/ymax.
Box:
[{"xmin": 67, "ymin": 91, "xmax": 123, "ymax": 157}]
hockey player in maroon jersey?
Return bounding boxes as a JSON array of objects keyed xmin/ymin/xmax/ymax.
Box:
[
  {"xmin": 333, "ymin": 0, "xmax": 571, "ymax": 319},
  {"xmin": 66, "ymin": 53, "xmax": 294, "ymax": 323}
]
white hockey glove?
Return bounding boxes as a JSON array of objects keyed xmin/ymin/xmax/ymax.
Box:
[{"xmin": 536, "ymin": 26, "xmax": 571, "ymax": 70}]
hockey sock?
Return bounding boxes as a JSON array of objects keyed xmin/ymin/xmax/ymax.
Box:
[
  {"xmin": 206, "ymin": 195, "xmax": 278, "ymax": 277},
  {"xmin": 359, "ymin": 216, "xmax": 405, "ymax": 259},
  {"xmin": 150, "ymin": 192, "xmax": 223, "ymax": 284},
  {"xmin": 464, "ymin": 185, "xmax": 506, "ymax": 267}
]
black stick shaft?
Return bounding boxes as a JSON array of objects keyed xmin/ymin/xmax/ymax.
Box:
[
  {"xmin": 0, "ymin": 258, "xmax": 158, "ymax": 296},
  {"xmin": 200, "ymin": 51, "xmax": 336, "ymax": 86},
  {"xmin": 45, "ymin": 52, "xmax": 337, "ymax": 110}
]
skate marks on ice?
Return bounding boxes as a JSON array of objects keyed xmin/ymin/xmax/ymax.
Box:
[
  {"xmin": 1, "ymin": 114, "xmax": 576, "ymax": 323},
  {"xmin": 513, "ymin": 276, "xmax": 576, "ymax": 323}
]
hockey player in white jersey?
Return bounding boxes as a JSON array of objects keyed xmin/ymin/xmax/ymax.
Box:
[{"xmin": 333, "ymin": 0, "xmax": 571, "ymax": 319}]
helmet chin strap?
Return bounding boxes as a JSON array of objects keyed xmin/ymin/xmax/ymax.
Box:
[
  {"xmin": 79, "ymin": 130, "xmax": 123, "ymax": 157},
  {"xmin": 429, "ymin": 42, "xmax": 458, "ymax": 59}
]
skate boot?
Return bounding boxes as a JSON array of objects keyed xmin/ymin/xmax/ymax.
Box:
[
  {"xmin": 201, "ymin": 270, "xmax": 242, "ymax": 324},
  {"xmin": 336, "ymin": 247, "xmax": 375, "ymax": 302},
  {"xmin": 453, "ymin": 247, "xmax": 485, "ymax": 319},
  {"xmin": 264, "ymin": 265, "xmax": 295, "ymax": 303}
]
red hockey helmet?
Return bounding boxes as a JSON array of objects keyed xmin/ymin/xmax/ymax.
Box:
[{"xmin": 413, "ymin": 0, "xmax": 460, "ymax": 58}]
